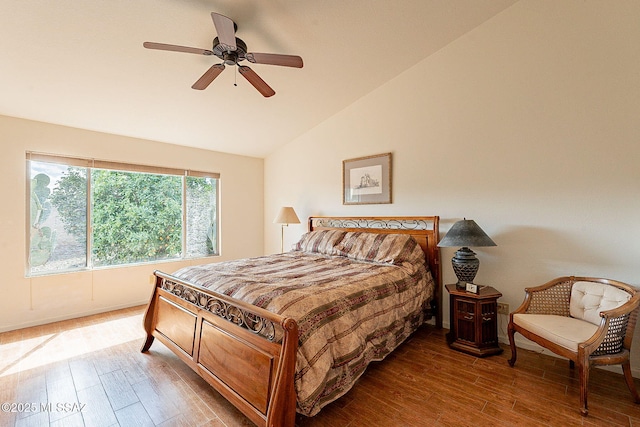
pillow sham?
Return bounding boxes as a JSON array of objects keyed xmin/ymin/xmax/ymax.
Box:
[
  {"xmin": 334, "ymin": 232, "xmax": 425, "ymax": 266},
  {"xmin": 293, "ymin": 230, "xmax": 346, "ymax": 255}
]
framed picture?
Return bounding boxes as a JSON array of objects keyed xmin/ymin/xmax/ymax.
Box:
[{"xmin": 342, "ymin": 152, "xmax": 392, "ymax": 205}]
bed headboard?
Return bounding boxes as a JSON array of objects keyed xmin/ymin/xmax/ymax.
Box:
[{"xmin": 308, "ymin": 216, "xmax": 442, "ymax": 328}]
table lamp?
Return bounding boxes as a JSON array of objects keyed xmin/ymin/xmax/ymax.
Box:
[{"xmin": 437, "ymin": 219, "xmax": 496, "ymax": 289}]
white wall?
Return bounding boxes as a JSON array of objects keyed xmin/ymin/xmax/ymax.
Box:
[
  {"xmin": 0, "ymin": 115, "xmax": 264, "ymax": 331},
  {"xmin": 265, "ymin": 0, "xmax": 640, "ymax": 371}
]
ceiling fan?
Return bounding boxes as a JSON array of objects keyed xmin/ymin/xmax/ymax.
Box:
[{"xmin": 143, "ymin": 12, "xmax": 303, "ymax": 97}]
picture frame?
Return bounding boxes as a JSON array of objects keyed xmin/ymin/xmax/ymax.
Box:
[
  {"xmin": 465, "ymin": 283, "xmax": 479, "ymax": 294},
  {"xmin": 342, "ymin": 152, "xmax": 392, "ymax": 205}
]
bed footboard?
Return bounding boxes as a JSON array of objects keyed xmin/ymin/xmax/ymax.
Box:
[{"xmin": 141, "ymin": 271, "xmax": 298, "ymax": 427}]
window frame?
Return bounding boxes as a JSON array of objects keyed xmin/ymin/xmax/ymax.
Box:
[{"xmin": 26, "ymin": 152, "xmax": 220, "ymax": 276}]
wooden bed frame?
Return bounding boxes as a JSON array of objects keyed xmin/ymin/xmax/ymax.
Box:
[{"xmin": 141, "ymin": 216, "xmax": 441, "ymax": 427}]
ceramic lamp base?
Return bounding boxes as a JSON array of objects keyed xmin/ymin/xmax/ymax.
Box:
[{"xmin": 451, "ymin": 247, "xmax": 479, "ymax": 287}]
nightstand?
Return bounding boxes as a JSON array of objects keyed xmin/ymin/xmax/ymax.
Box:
[{"xmin": 446, "ymin": 284, "xmax": 503, "ymax": 357}]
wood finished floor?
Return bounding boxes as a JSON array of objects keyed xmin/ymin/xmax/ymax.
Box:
[{"xmin": 1, "ymin": 306, "xmax": 639, "ymax": 427}]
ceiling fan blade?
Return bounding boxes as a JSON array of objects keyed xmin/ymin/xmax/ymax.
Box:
[
  {"xmin": 245, "ymin": 53, "xmax": 303, "ymax": 68},
  {"xmin": 238, "ymin": 66, "xmax": 275, "ymax": 97},
  {"xmin": 143, "ymin": 42, "xmax": 213, "ymax": 56},
  {"xmin": 192, "ymin": 64, "xmax": 225, "ymax": 90},
  {"xmin": 211, "ymin": 12, "xmax": 237, "ymax": 51}
]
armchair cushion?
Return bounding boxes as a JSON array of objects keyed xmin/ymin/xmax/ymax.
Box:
[
  {"xmin": 570, "ymin": 281, "xmax": 631, "ymax": 325},
  {"xmin": 513, "ymin": 314, "xmax": 598, "ymax": 352}
]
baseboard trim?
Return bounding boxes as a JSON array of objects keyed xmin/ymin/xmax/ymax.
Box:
[{"xmin": 0, "ymin": 301, "xmax": 148, "ymax": 333}]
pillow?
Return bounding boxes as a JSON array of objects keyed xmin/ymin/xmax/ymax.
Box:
[
  {"xmin": 293, "ymin": 230, "xmax": 346, "ymax": 255},
  {"xmin": 334, "ymin": 232, "xmax": 425, "ymax": 266},
  {"xmin": 570, "ymin": 281, "xmax": 631, "ymax": 325}
]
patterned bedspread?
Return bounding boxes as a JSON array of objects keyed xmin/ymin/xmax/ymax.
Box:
[{"xmin": 171, "ymin": 231, "xmax": 434, "ymax": 416}]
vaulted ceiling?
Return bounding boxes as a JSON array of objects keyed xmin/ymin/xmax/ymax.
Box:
[{"xmin": 0, "ymin": 0, "xmax": 517, "ymax": 157}]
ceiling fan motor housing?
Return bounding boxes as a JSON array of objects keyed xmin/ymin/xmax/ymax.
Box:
[{"xmin": 213, "ymin": 37, "xmax": 247, "ymax": 65}]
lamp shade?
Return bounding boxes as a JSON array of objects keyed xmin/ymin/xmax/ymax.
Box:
[
  {"xmin": 437, "ymin": 219, "xmax": 496, "ymax": 248},
  {"xmin": 273, "ymin": 206, "xmax": 301, "ymax": 224}
]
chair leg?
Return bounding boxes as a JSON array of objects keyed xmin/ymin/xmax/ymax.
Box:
[
  {"xmin": 507, "ymin": 323, "xmax": 517, "ymax": 367},
  {"xmin": 140, "ymin": 334, "xmax": 155, "ymax": 352},
  {"xmin": 579, "ymin": 360, "xmax": 589, "ymax": 416},
  {"xmin": 622, "ymin": 360, "xmax": 640, "ymax": 403}
]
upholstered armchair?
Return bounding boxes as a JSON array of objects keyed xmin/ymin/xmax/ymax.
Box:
[{"xmin": 507, "ymin": 276, "xmax": 640, "ymax": 416}]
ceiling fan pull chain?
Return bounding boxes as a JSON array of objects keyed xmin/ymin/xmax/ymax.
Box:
[{"xmin": 234, "ymin": 66, "xmax": 238, "ymax": 87}]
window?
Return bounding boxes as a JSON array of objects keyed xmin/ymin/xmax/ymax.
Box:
[
  {"xmin": 27, "ymin": 153, "xmax": 219, "ymax": 276},
  {"xmin": 185, "ymin": 175, "xmax": 218, "ymax": 258},
  {"xmin": 29, "ymin": 162, "xmax": 88, "ymax": 273}
]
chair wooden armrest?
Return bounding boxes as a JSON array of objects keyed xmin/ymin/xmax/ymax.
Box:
[
  {"xmin": 580, "ymin": 312, "xmax": 621, "ymax": 355},
  {"xmin": 581, "ymin": 293, "xmax": 640, "ymax": 355},
  {"xmin": 600, "ymin": 294, "xmax": 640, "ymax": 319}
]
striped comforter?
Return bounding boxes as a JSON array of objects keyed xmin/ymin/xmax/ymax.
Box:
[{"xmin": 171, "ymin": 231, "xmax": 434, "ymax": 416}]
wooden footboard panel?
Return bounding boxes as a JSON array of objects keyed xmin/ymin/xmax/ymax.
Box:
[
  {"xmin": 155, "ymin": 295, "xmax": 197, "ymax": 356},
  {"xmin": 142, "ymin": 272, "xmax": 298, "ymax": 427}
]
